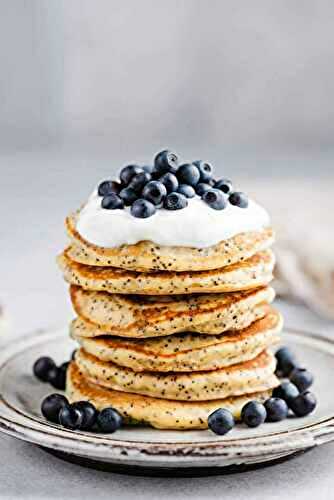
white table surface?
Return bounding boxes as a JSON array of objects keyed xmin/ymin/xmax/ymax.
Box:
[{"xmin": 1, "ymin": 150, "xmax": 334, "ymax": 500}]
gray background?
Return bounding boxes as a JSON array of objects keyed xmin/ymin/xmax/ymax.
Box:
[{"xmin": 1, "ymin": 1, "xmax": 334, "ymax": 499}]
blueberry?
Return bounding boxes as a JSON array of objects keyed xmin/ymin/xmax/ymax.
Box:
[
  {"xmin": 128, "ymin": 172, "xmax": 152, "ymax": 192},
  {"xmin": 159, "ymin": 173, "xmax": 179, "ymax": 193},
  {"xmin": 202, "ymin": 189, "xmax": 227, "ymax": 210},
  {"xmin": 71, "ymin": 350, "xmax": 77, "ymax": 361},
  {"xmin": 275, "ymin": 347, "xmax": 298, "ymax": 377},
  {"xmin": 193, "ymin": 160, "xmax": 213, "ymax": 183},
  {"xmin": 131, "ymin": 199, "xmax": 156, "ymax": 218},
  {"xmin": 241, "ymin": 401, "xmax": 267, "ymax": 428},
  {"xmin": 177, "ymin": 163, "xmax": 200, "ymax": 187},
  {"xmin": 97, "ymin": 407, "xmax": 123, "ymax": 433},
  {"xmin": 119, "ymin": 187, "xmax": 138, "ymax": 206},
  {"xmin": 119, "ymin": 165, "xmax": 143, "ymax": 185},
  {"xmin": 290, "ymin": 368, "xmax": 314, "ymax": 392},
  {"xmin": 229, "ymin": 191, "xmax": 249, "ymax": 208},
  {"xmin": 59, "ymin": 404, "xmax": 84, "ymax": 430},
  {"xmin": 164, "ymin": 192, "xmax": 188, "ymax": 211},
  {"xmin": 272, "ymin": 381, "xmax": 299, "ymax": 405},
  {"xmin": 41, "ymin": 394, "xmax": 69, "ymax": 423},
  {"xmin": 177, "ymin": 184, "xmax": 195, "ymax": 198},
  {"xmin": 47, "ymin": 366, "xmax": 66, "ymax": 390},
  {"xmin": 72, "ymin": 401, "xmax": 98, "ymax": 430},
  {"xmin": 154, "ymin": 150, "xmax": 179, "ymax": 175},
  {"xmin": 196, "ymin": 183, "xmax": 212, "ymax": 196},
  {"xmin": 289, "ymin": 391, "xmax": 317, "ymax": 417},
  {"xmin": 214, "ymin": 178, "xmax": 233, "ymax": 194},
  {"xmin": 60, "ymin": 361, "xmax": 70, "ymax": 372},
  {"xmin": 264, "ymin": 398, "xmax": 289, "ymax": 422},
  {"xmin": 208, "ymin": 408, "xmax": 235, "ymax": 435},
  {"xmin": 275, "ymin": 347, "xmax": 295, "ymax": 365},
  {"xmin": 97, "ymin": 180, "xmax": 121, "ymax": 197},
  {"xmin": 33, "ymin": 357, "xmax": 56, "ymax": 382},
  {"xmin": 142, "ymin": 181, "xmax": 167, "ymax": 205},
  {"xmin": 101, "ymin": 193, "xmax": 124, "ymax": 210}
]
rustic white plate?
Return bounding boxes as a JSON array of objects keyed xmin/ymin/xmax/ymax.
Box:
[{"xmin": 0, "ymin": 327, "xmax": 333, "ymax": 476}]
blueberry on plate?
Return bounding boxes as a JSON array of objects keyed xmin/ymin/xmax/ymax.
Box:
[
  {"xmin": 264, "ymin": 397, "xmax": 289, "ymax": 422},
  {"xmin": 41, "ymin": 393, "xmax": 69, "ymax": 423},
  {"xmin": 177, "ymin": 163, "xmax": 200, "ymax": 187},
  {"xmin": 97, "ymin": 180, "xmax": 121, "ymax": 197},
  {"xmin": 131, "ymin": 199, "xmax": 156, "ymax": 218},
  {"xmin": 196, "ymin": 182, "xmax": 212, "ymax": 196},
  {"xmin": 164, "ymin": 192, "xmax": 188, "ymax": 210},
  {"xmin": 59, "ymin": 404, "xmax": 84, "ymax": 430},
  {"xmin": 202, "ymin": 189, "xmax": 227, "ymax": 210},
  {"xmin": 159, "ymin": 173, "xmax": 179, "ymax": 193},
  {"xmin": 101, "ymin": 193, "xmax": 124, "ymax": 210},
  {"xmin": 97, "ymin": 407, "xmax": 123, "ymax": 433},
  {"xmin": 193, "ymin": 160, "xmax": 213, "ymax": 183},
  {"xmin": 214, "ymin": 178, "xmax": 233, "ymax": 194},
  {"xmin": 177, "ymin": 184, "xmax": 195, "ymax": 198},
  {"xmin": 208, "ymin": 408, "xmax": 235, "ymax": 435},
  {"xmin": 119, "ymin": 187, "xmax": 138, "ymax": 206},
  {"xmin": 153, "ymin": 150, "xmax": 179, "ymax": 175},
  {"xmin": 119, "ymin": 165, "xmax": 143, "ymax": 185},
  {"xmin": 33, "ymin": 357, "xmax": 56, "ymax": 382},
  {"xmin": 128, "ymin": 172, "xmax": 152, "ymax": 192},
  {"xmin": 290, "ymin": 368, "xmax": 314, "ymax": 392},
  {"xmin": 142, "ymin": 181, "xmax": 167, "ymax": 205},
  {"xmin": 289, "ymin": 391, "xmax": 317, "ymax": 417},
  {"xmin": 72, "ymin": 401, "xmax": 98, "ymax": 430},
  {"xmin": 241, "ymin": 401, "xmax": 267, "ymax": 428},
  {"xmin": 47, "ymin": 366, "xmax": 66, "ymax": 390},
  {"xmin": 229, "ymin": 191, "xmax": 249, "ymax": 208},
  {"xmin": 275, "ymin": 347, "xmax": 298, "ymax": 377},
  {"xmin": 272, "ymin": 381, "xmax": 299, "ymax": 405}
]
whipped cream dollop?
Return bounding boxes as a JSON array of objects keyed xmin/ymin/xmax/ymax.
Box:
[{"xmin": 76, "ymin": 189, "xmax": 270, "ymax": 248}]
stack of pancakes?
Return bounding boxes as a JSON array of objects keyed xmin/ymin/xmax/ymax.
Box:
[{"xmin": 58, "ymin": 213, "xmax": 282, "ymax": 430}]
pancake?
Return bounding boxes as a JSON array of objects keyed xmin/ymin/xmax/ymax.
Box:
[
  {"xmin": 66, "ymin": 212, "xmax": 274, "ymax": 272},
  {"xmin": 58, "ymin": 249, "xmax": 275, "ymax": 295},
  {"xmin": 72, "ymin": 309, "xmax": 282, "ymax": 372},
  {"xmin": 74, "ymin": 348, "xmax": 278, "ymax": 401},
  {"xmin": 67, "ymin": 362, "xmax": 272, "ymax": 430},
  {"xmin": 70, "ymin": 286, "xmax": 275, "ymax": 338}
]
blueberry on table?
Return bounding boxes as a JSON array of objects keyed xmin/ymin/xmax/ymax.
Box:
[
  {"xmin": 264, "ymin": 398, "xmax": 289, "ymax": 422},
  {"xmin": 97, "ymin": 180, "xmax": 121, "ymax": 197},
  {"xmin": 59, "ymin": 404, "xmax": 84, "ymax": 430},
  {"xmin": 196, "ymin": 182, "xmax": 212, "ymax": 196},
  {"xmin": 164, "ymin": 192, "xmax": 188, "ymax": 210},
  {"xmin": 177, "ymin": 184, "xmax": 195, "ymax": 198},
  {"xmin": 208, "ymin": 408, "xmax": 235, "ymax": 435},
  {"xmin": 33, "ymin": 357, "xmax": 56, "ymax": 382},
  {"xmin": 47, "ymin": 366, "xmax": 66, "ymax": 390},
  {"xmin": 214, "ymin": 178, "xmax": 233, "ymax": 194},
  {"xmin": 41, "ymin": 394, "xmax": 69, "ymax": 423},
  {"xmin": 193, "ymin": 160, "xmax": 213, "ymax": 183},
  {"xmin": 101, "ymin": 193, "xmax": 124, "ymax": 210},
  {"xmin": 229, "ymin": 191, "xmax": 249, "ymax": 208},
  {"xmin": 72, "ymin": 401, "xmax": 98, "ymax": 430},
  {"xmin": 202, "ymin": 189, "xmax": 227, "ymax": 210},
  {"xmin": 153, "ymin": 150, "xmax": 179, "ymax": 175},
  {"xmin": 177, "ymin": 163, "xmax": 200, "ymax": 187},
  {"xmin": 272, "ymin": 381, "xmax": 299, "ymax": 405},
  {"xmin": 241, "ymin": 401, "xmax": 267, "ymax": 428},
  {"xmin": 289, "ymin": 391, "xmax": 317, "ymax": 417},
  {"xmin": 290, "ymin": 368, "xmax": 314, "ymax": 392},
  {"xmin": 120, "ymin": 165, "xmax": 143, "ymax": 185},
  {"xmin": 119, "ymin": 187, "xmax": 138, "ymax": 206},
  {"xmin": 128, "ymin": 172, "xmax": 152, "ymax": 192},
  {"xmin": 159, "ymin": 173, "xmax": 179, "ymax": 193},
  {"xmin": 142, "ymin": 181, "xmax": 167, "ymax": 205},
  {"xmin": 97, "ymin": 407, "xmax": 123, "ymax": 433},
  {"xmin": 131, "ymin": 199, "xmax": 156, "ymax": 218}
]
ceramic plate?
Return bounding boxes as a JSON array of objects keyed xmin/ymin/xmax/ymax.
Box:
[{"xmin": 0, "ymin": 327, "xmax": 333, "ymax": 476}]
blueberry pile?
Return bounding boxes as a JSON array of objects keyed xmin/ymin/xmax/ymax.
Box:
[
  {"xmin": 208, "ymin": 346, "xmax": 317, "ymax": 435},
  {"xmin": 97, "ymin": 149, "xmax": 249, "ymax": 218}
]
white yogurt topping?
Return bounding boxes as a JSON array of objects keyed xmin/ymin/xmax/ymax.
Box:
[{"xmin": 76, "ymin": 190, "xmax": 270, "ymax": 248}]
